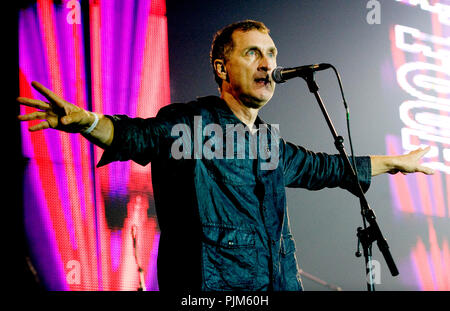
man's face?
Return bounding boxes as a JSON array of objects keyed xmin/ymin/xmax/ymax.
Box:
[{"xmin": 220, "ymin": 29, "xmax": 277, "ymax": 109}]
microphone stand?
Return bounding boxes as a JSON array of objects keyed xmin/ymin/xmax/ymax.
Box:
[
  {"xmin": 132, "ymin": 225, "xmax": 146, "ymax": 291},
  {"xmin": 301, "ymin": 71, "xmax": 399, "ymax": 291}
]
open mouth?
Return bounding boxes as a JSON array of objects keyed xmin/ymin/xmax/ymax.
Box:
[{"xmin": 254, "ymin": 75, "xmax": 271, "ymax": 87}]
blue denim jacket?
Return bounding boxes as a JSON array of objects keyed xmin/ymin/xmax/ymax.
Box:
[{"xmin": 98, "ymin": 96, "xmax": 371, "ymax": 291}]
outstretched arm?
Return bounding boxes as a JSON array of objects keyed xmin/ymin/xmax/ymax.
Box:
[
  {"xmin": 17, "ymin": 81, "xmax": 114, "ymax": 149},
  {"xmin": 370, "ymin": 146, "xmax": 435, "ymax": 177}
]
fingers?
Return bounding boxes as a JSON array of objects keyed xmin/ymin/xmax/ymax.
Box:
[
  {"xmin": 17, "ymin": 110, "xmax": 51, "ymax": 132},
  {"xmin": 418, "ymin": 145, "xmax": 431, "ymax": 155},
  {"xmin": 414, "ymin": 146, "xmax": 434, "ymax": 174},
  {"xmin": 16, "ymin": 97, "xmax": 51, "ymax": 110},
  {"xmin": 417, "ymin": 165, "xmax": 435, "ymax": 175},
  {"xmin": 403, "ymin": 146, "xmax": 434, "ymax": 175},
  {"xmin": 418, "ymin": 146, "xmax": 434, "ymax": 174},
  {"xmin": 28, "ymin": 120, "xmax": 50, "ymax": 132},
  {"xmin": 408, "ymin": 146, "xmax": 430, "ymax": 157},
  {"xmin": 17, "ymin": 111, "xmax": 47, "ymax": 121},
  {"xmin": 31, "ymin": 81, "xmax": 66, "ymax": 108}
]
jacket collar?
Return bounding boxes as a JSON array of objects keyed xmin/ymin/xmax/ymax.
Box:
[{"xmin": 197, "ymin": 96, "xmax": 266, "ymax": 133}]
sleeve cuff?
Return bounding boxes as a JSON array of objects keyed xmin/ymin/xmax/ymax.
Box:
[
  {"xmin": 350, "ymin": 156, "xmax": 372, "ymax": 195},
  {"xmin": 96, "ymin": 115, "xmax": 127, "ymax": 168}
]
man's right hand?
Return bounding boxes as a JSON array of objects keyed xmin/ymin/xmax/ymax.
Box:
[
  {"xmin": 17, "ymin": 81, "xmax": 114, "ymax": 148},
  {"xmin": 17, "ymin": 81, "xmax": 94, "ymax": 133}
]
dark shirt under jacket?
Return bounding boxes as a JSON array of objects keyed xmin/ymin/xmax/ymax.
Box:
[{"xmin": 97, "ymin": 96, "xmax": 372, "ymax": 291}]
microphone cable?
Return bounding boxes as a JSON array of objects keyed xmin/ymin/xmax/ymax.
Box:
[{"xmin": 328, "ymin": 64, "xmax": 368, "ymax": 230}]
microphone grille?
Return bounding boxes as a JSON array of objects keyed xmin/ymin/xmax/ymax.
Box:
[{"xmin": 272, "ymin": 66, "xmax": 285, "ymax": 84}]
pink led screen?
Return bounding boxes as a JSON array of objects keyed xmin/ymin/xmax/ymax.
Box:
[{"xmin": 19, "ymin": 0, "xmax": 169, "ymax": 290}]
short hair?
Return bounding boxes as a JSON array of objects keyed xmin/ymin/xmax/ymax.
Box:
[{"xmin": 210, "ymin": 20, "xmax": 270, "ymax": 90}]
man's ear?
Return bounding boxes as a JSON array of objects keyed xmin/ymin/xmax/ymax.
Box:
[{"xmin": 214, "ymin": 59, "xmax": 227, "ymax": 81}]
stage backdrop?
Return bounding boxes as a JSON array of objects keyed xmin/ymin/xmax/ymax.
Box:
[{"xmin": 19, "ymin": 0, "xmax": 169, "ymax": 290}]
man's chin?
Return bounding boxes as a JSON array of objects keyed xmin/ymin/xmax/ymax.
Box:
[{"xmin": 240, "ymin": 93, "xmax": 272, "ymax": 109}]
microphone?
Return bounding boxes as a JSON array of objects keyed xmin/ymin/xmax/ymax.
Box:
[{"xmin": 272, "ymin": 63, "xmax": 332, "ymax": 83}]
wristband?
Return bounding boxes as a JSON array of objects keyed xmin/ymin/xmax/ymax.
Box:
[{"xmin": 82, "ymin": 112, "xmax": 99, "ymax": 135}]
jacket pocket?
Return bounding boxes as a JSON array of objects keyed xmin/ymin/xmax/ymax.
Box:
[
  {"xmin": 202, "ymin": 224, "xmax": 257, "ymax": 290},
  {"xmin": 280, "ymin": 234, "xmax": 303, "ymax": 291}
]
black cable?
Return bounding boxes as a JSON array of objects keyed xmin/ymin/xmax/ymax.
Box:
[
  {"xmin": 327, "ymin": 65, "xmax": 399, "ymax": 284},
  {"xmin": 329, "ymin": 65, "xmax": 368, "ymax": 230}
]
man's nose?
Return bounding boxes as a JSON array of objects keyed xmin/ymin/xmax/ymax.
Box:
[{"xmin": 258, "ymin": 54, "xmax": 275, "ymax": 72}]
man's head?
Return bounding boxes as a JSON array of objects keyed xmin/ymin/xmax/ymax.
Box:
[{"xmin": 210, "ymin": 20, "xmax": 277, "ymax": 109}]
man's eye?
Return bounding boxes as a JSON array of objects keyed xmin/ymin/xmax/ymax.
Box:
[{"xmin": 247, "ymin": 50, "xmax": 256, "ymax": 56}]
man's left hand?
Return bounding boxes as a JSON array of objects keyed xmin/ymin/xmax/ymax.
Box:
[{"xmin": 371, "ymin": 146, "xmax": 435, "ymax": 177}]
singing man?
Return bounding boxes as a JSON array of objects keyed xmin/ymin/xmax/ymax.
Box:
[{"xmin": 17, "ymin": 20, "xmax": 434, "ymax": 291}]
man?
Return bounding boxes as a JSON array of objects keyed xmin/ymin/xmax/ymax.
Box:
[{"xmin": 17, "ymin": 20, "xmax": 433, "ymax": 291}]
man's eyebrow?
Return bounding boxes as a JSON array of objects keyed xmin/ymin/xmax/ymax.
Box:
[
  {"xmin": 245, "ymin": 46, "xmax": 260, "ymax": 52},
  {"xmin": 268, "ymin": 47, "xmax": 278, "ymax": 55}
]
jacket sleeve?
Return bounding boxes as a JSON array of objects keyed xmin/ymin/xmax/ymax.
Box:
[
  {"xmin": 97, "ymin": 103, "xmax": 192, "ymax": 167},
  {"xmin": 281, "ymin": 139, "xmax": 372, "ymax": 197}
]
